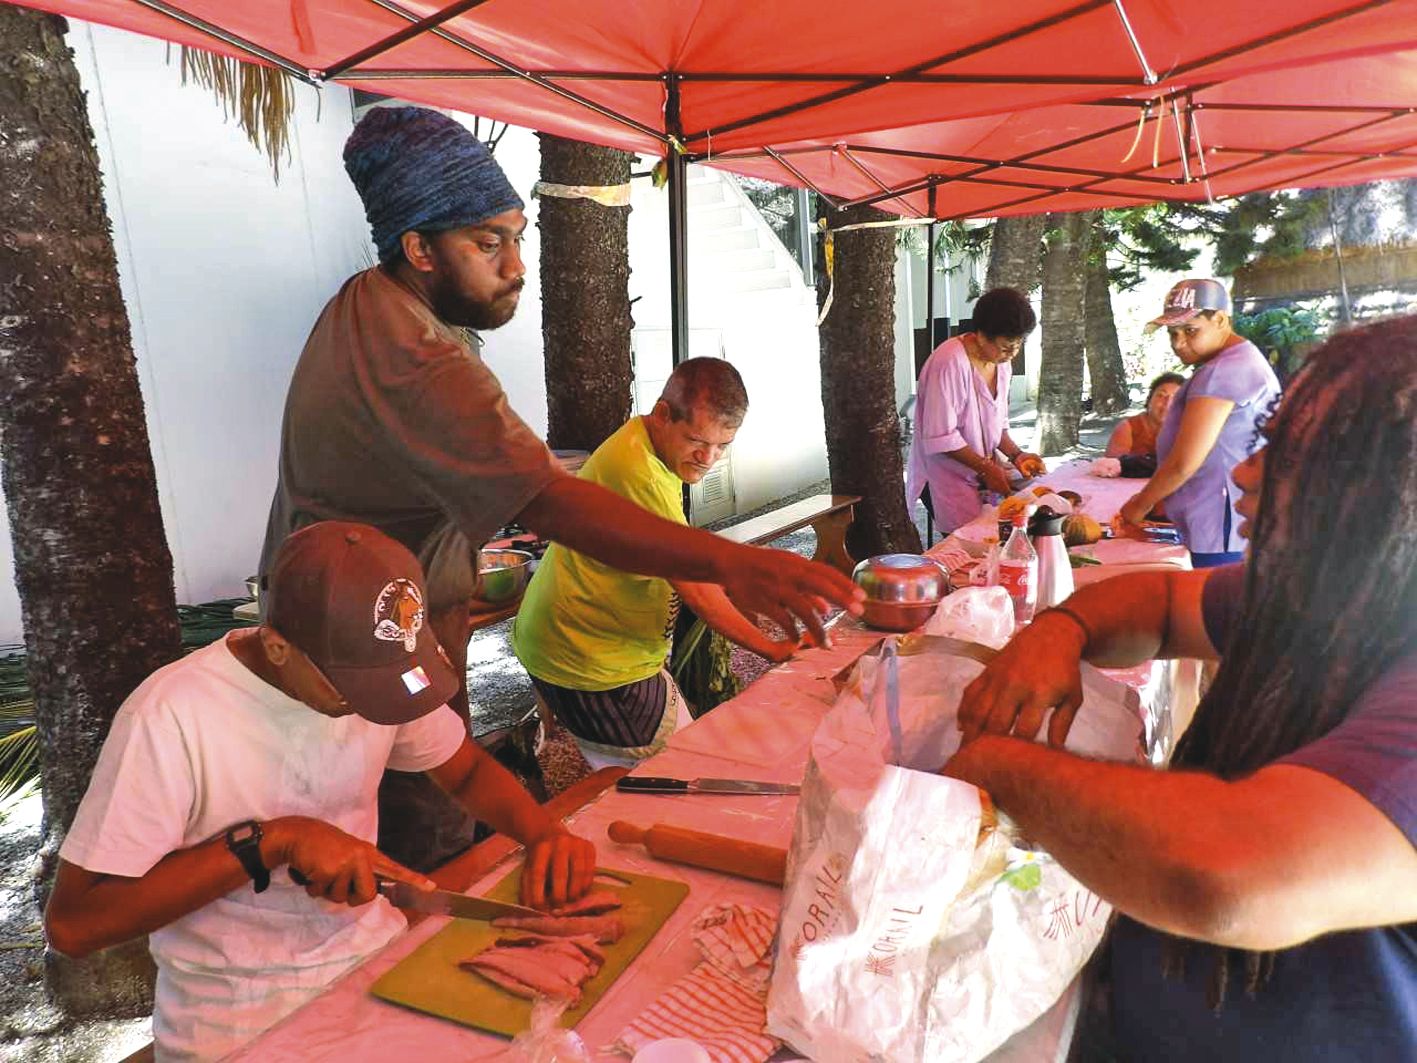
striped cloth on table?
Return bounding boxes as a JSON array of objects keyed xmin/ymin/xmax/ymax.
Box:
[{"xmin": 614, "ymin": 904, "xmax": 779, "ymax": 1063}]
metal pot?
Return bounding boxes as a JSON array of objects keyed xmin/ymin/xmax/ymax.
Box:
[
  {"xmin": 473, "ymin": 548, "xmax": 535, "ymax": 605},
  {"xmin": 852, "ymin": 553, "xmax": 949, "ymax": 632}
]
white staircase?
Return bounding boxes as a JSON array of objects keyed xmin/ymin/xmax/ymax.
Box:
[{"xmin": 628, "ymin": 164, "xmax": 829, "ymax": 525}]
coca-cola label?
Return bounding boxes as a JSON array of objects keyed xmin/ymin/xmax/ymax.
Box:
[{"xmin": 998, "ymin": 560, "xmax": 1032, "ymax": 596}]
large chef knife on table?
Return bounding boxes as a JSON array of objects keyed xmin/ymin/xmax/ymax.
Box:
[
  {"xmin": 616, "ymin": 776, "xmax": 800, "ymax": 795},
  {"xmin": 376, "ymin": 880, "xmax": 542, "ymax": 921}
]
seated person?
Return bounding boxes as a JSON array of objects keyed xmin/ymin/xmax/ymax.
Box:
[
  {"xmin": 952, "ymin": 318, "xmax": 1416, "ymax": 1060},
  {"xmin": 512, "ymin": 358, "xmax": 798, "ymax": 769},
  {"xmin": 45, "ymin": 522, "xmax": 594, "ymax": 1061},
  {"xmin": 1106, "ymin": 372, "xmax": 1184, "ymax": 469}
]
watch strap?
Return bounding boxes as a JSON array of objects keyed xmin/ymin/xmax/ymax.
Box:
[{"xmin": 225, "ymin": 820, "xmax": 271, "ymax": 893}]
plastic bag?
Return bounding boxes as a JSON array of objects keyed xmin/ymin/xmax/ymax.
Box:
[
  {"xmin": 506, "ymin": 999, "xmax": 592, "ymax": 1063},
  {"xmin": 767, "ymin": 636, "xmax": 1145, "ymax": 1062}
]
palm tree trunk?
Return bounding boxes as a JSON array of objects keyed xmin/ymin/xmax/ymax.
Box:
[
  {"xmin": 984, "ymin": 213, "xmax": 1047, "ymax": 294},
  {"xmin": 984, "ymin": 213, "xmax": 1046, "ymax": 376},
  {"xmin": 537, "ymin": 132, "xmax": 634, "ymax": 451},
  {"xmin": 1, "ymin": 8, "xmax": 181, "ymax": 1015},
  {"xmin": 818, "ymin": 204, "xmax": 921, "ymax": 558},
  {"xmin": 1038, "ymin": 211, "xmax": 1091, "ymax": 455},
  {"xmin": 1083, "ymin": 214, "xmax": 1129, "ymax": 416}
]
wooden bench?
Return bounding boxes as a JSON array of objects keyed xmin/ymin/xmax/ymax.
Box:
[{"xmin": 716, "ymin": 493, "xmax": 861, "ymax": 575}]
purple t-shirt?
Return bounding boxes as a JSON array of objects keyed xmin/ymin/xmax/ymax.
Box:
[
  {"xmin": 1156, "ymin": 340, "xmax": 1280, "ymax": 554},
  {"xmin": 1110, "ymin": 564, "xmax": 1417, "ymax": 1060},
  {"xmin": 905, "ymin": 337, "xmax": 1012, "ymax": 534}
]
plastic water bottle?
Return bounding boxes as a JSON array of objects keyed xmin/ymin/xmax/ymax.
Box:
[{"xmin": 997, "ymin": 514, "xmax": 1038, "ymax": 626}]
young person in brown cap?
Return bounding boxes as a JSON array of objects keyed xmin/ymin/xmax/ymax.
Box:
[{"xmin": 45, "ymin": 522, "xmax": 595, "ymax": 1061}]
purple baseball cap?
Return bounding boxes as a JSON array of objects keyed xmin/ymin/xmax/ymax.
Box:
[{"xmin": 1146, "ymin": 278, "xmax": 1232, "ymax": 333}]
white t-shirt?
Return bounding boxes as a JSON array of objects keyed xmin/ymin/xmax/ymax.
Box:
[{"xmin": 60, "ymin": 637, "xmax": 466, "ymax": 1061}]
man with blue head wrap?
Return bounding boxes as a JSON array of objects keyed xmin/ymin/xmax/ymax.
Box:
[{"xmin": 259, "ymin": 105, "xmax": 861, "ymax": 868}]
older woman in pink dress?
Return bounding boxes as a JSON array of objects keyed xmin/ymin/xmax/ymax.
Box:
[{"xmin": 906, "ymin": 288, "xmax": 1044, "ymax": 534}]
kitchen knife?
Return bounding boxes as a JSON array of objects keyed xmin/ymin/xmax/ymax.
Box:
[
  {"xmin": 376, "ymin": 880, "xmax": 542, "ymax": 920},
  {"xmin": 616, "ymin": 776, "xmax": 800, "ymax": 795}
]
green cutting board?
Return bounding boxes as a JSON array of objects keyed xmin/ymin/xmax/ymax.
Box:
[{"xmin": 370, "ymin": 865, "xmax": 689, "ymax": 1036}]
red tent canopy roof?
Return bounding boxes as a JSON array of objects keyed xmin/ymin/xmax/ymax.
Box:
[{"xmin": 12, "ymin": 0, "xmax": 1417, "ymax": 211}]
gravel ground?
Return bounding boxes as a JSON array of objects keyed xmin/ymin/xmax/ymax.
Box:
[{"xmin": 0, "ymin": 402, "xmax": 1128, "ymax": 1061}]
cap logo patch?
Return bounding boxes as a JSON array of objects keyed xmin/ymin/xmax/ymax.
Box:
[
  {"xmin": 373, "ymin": 578, "xmax": 424, "ymax": 652},
  {"xmin": 1171, "ymin": 286, "xmax": 1197, "ymax": 310},
  {"xmin": 400, "ymin": 665, "xmax": 432, "ymax": 695}
]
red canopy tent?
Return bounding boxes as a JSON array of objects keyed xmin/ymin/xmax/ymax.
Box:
[{"xmin": 10, "ymin": 0, "xmax": 1417, "ymax": 356}]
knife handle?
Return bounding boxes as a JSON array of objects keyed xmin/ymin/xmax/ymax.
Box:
[{"xmin": 616, "ymin": 776, "xmax": 690, "ymax": 793}]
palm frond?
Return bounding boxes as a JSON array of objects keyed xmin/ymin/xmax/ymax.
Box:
[
  {"xmin": 176, "ymin": 46, "xmax": 298, "ymax": 181},
  {"xmin": 0, "ymin": 725, "xmax": 38, "ymax": 810}
]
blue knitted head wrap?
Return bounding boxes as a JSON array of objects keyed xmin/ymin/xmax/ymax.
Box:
[{"xmin": 344, "ymin": 106, "xmax": 524, "ymax": 264}]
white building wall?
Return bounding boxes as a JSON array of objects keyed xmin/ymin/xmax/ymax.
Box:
[{"xmin": 0, "ymin": 21, "xmax": 830, "ymax": 643}]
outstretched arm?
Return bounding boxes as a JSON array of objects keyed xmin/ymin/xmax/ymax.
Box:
[
  {"xmin": 673, "ymin": 580, "xmax": 802, "ymax": 662},
  {"xmin": 945, "ymin": 740, "xmax": 1417, "ymax": 950},
  {"xmin": 519, "ymin": 476, "xmax": 861, "ymax": 646},
  {"xmin": 957, "ymin": 568, "xmax": 1217, "ymax": 745}
]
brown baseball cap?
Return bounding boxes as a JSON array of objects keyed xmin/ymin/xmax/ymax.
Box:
[
  {"xmin": 264, "ymin": 522, "xmax": 460, "ymax": 724},
  {"xmin": 1145, "ymin": 278, "xmax": 1232, "ymax": 333}
]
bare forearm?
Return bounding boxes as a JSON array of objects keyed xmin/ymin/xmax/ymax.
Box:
[
  {"xmin": 676, "ymin": 581, "xmax": 784, "ymax": 658},
  {"xmin": 443, "ymin": 750, "xmax": 560, "ymax": 847},
  {"xmin": 1131, "ymin": 456, "xmax": 1198, "ymax": 510},
  {"xmin": 47, "ymin": 826, "xmax": 298, "ymax": 956},
  {"xmin": 944, "ymin": 444, "xmax": 993, "ymax": 473},
  {"xmin": 948, "ymin": 737, "xmax": 1233, "ymax": 940},
  {"xmin": 518, "ymin": 477, "xmax": 727, "ymax": 583}
]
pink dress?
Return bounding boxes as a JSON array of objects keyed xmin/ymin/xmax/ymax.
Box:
[{"xmin": 905, "ymin": 337, "xmax": 1011, "ymax": 534}]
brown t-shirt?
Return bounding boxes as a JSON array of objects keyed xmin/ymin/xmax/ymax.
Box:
[{"xmin": 259, "ymin": 268, "xmax": 562, "ymax": 599}]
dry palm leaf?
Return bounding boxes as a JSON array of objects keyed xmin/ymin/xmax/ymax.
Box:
[{"xmin": 175, "ymin": 45, "xmax": 299, "ymax": 181}]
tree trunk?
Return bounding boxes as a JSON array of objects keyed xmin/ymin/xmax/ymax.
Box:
[
  {"xmin": 1037, "ymin": 211, "xmax": 1090, "ymax": 455},
  {"xmin": 537, "ymin": 133, "xmax": 634, "ymax": 452},
  {"xmin": 817, "ymin": 204, "xmax": 921, "ymax": 558},
  {"xmin": 1082, "ymin": 215, "xmax": 1129, "ymax": 416},
  {"xmin": 0, "ymin": 9, "xmax": 180, "ymax": 1015},
  {"xmin": 984, "ymin": 213, "xmax": 1046, "ymax": 376},
  {"xmin": 984, "ymin": 213, "xmax": 1047, "ymax": 294}
]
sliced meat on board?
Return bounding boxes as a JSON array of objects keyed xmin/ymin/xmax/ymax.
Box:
[
  {"xmin": 491, "ymin": 913, "xmax": 626, "ymax": 944},
  {"xmin": 549, "ymin": 889, "xmax": 624, "ymax": 917}
]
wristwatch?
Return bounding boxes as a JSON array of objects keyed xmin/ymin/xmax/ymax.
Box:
[{"xmin": 225, "ymin": 820, "xmax": 271, "ymax": 893}]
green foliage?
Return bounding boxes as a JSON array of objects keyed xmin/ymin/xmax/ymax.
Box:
[
  {"xmin": 1232, "ymin": 306, "xmax": 1321, "ymax": 352},
  {"xmin": 670, "ymin": 619, "xmax": 742, "ymax": 713},
  {"xmin": 1100, "ymin": 205, "xmax": 1198, "ymax": 290}
]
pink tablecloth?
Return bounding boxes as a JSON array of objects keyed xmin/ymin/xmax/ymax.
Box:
[{"xmin": 229, "ymin": 462, "xmax": 1197, "ymax": 1063}]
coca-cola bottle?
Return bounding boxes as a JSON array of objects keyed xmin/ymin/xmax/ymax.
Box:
[{"xmin": 997, "ymin": 513, "xmax": 1038, "ymax": 627}]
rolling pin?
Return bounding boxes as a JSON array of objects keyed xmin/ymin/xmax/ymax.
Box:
[{"xmin": 608, "ymin": 821, "xmax": 788, "ymax": 886}]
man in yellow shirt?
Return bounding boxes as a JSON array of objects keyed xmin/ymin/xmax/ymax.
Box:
[{"xmin": 513, "ymin": 359, "xmax": 798, "ymax": 767}]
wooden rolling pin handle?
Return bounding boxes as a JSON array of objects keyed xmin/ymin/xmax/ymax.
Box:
[{"xmin": 608, "ymin": 820, "xmax": 787, "ymax": 886}]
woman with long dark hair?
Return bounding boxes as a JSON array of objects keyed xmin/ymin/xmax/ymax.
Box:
[{"xmin": 950, "ymin": 316, "xmax": 1416, "ymax": 1059}]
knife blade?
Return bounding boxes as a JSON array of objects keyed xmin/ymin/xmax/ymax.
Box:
[
  {"xmin": 377, "ymin": 880, "xmax": 541, "ymax": 921},
  {"xmin": 616, "ymin": 776, "xmax": 800, "ymax": 795}
]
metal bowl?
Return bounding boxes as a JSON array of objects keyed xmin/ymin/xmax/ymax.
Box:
[
  {"xmin": 852, "ymin": 553, "xmax": 948, "ymax": 632},
  {"xmin": 473, "ymin": 548, "xmax": 534, "ymax": 604}
]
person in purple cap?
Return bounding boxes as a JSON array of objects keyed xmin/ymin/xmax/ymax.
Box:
[
  {"xmin": 1118, "ymin": 278, "xmax": 1280, "ymax": 567},
  {"xmin": 45, "ymin": 522, "xmax": 595, "ymax": 1061},
  {"xmin": 952, "ymin": 318, "xmax": 1415, "ymax": 1060}
]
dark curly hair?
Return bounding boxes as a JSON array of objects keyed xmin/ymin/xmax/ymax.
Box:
[
  {"xmin": 1163, "ymin": 316, "xmax": 1417, "ymax": 1008},
  {"xmin": 972, "ymin": 287, "xmax": 1037, "ymax": 340}
]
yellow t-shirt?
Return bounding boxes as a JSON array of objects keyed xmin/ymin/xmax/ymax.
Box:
[{"xmin": 511, "ymin": 417, "xmax": 686, "ymax": 690}]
